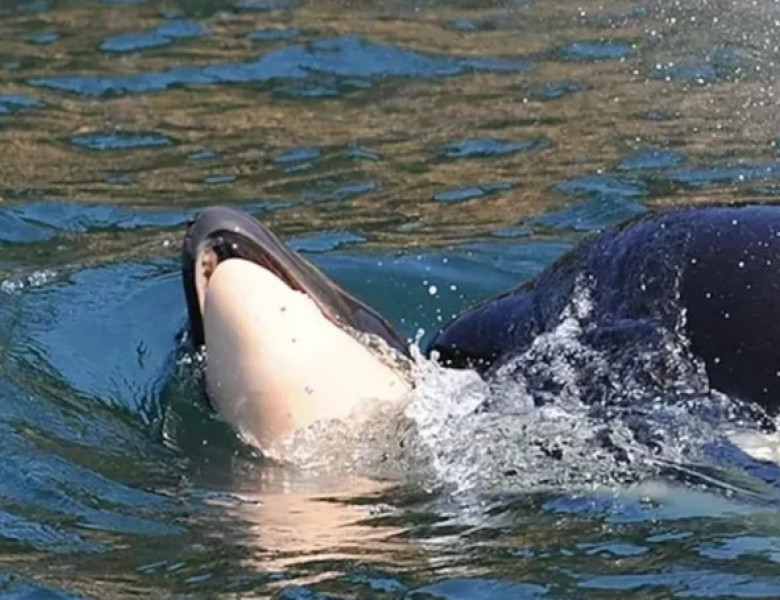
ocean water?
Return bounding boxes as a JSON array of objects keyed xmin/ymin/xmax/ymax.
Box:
[{"xmin": 2, "ymin": 0, "xmax": 780, "ymax": 597}]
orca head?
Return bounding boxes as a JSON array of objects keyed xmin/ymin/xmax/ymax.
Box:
[
  {"xmin": 182, "ymin": 206, "xmax": 408, "ymax": 355},
  {"xmin": 181, "ymin": 206, "xmax": 411, "ymax": 451}
]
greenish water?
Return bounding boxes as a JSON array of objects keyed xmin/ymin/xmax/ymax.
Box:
[{"xmin": 2, "ymin": 0, "xmax": 780, "ymax": 597}]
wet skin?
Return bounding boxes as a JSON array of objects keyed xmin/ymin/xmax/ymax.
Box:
[
  {"xmin": 181, "ymin": 206, "xmax": 411, "ymax": 450},
  {"xmin": 182, "ymin": 205, "xmax": 408, "ymax": 354},
  {"xmin": 428, "ymin": 204, "xmax": 780, "ymax": 420},
  {"xmin": 182, "ymin": 204, "xmax": 780, "ymax": 446}
]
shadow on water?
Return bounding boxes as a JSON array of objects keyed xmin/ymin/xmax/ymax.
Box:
[{"xmin": 2, "ymin": 0, "xmax": 780, "ymax": 596}]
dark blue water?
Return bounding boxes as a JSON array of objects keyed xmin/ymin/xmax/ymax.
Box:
[{"xmin": 2, "ymin": 0, "xmax": 780, "ymax": 597}]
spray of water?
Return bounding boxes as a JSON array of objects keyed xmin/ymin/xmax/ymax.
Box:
[
  {"xmin": 0, "ymin": 269, "xmax": 59, "ymax": 293},
  {"xmin": 264, "ymin": 277, "xmax": 779, "ymax": 497}
]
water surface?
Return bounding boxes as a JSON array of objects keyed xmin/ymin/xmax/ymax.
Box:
[{"xmin": 2, "ymin": 0, "xmax": 780, "ymax": 597}]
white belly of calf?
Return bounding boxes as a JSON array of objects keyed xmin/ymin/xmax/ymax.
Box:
[{"xmin": 203, "ymin": 258, "xmax": 409, "ymax": 451}]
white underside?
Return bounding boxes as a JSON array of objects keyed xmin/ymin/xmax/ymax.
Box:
[{"xmin": 202, "ymin": 258, "xmax": 411, "ymax": 454}]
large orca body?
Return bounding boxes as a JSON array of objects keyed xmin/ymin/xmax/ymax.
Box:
[{"xmin": 428, "ymin": 204, "xmax": 780, "ymax": 422}]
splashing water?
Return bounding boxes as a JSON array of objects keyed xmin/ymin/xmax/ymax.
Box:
[
  {"xmin": 0, "ymin": 269, "xmax": 59, "ymax": 293},
  {"xmin": 260, "ymin": 276, "xmax": 780, "ymax": 497}
]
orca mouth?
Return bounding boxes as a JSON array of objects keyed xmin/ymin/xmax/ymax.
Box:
[
  {"xmin": 196, "ymin": 232, "xmax": 302, "ymax": 297},
  {"xmin": 182, "ymin": 206, "xmax": 409, "ymax": 356}
]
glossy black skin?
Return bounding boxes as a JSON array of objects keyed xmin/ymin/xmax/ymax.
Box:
[
  {"xmin": 427, "ymin": 204, "xmax": 780, "ymax": 417},
  {"xmin": 182, "ymin": 206, "xmax": 408, "ymax": 355}
]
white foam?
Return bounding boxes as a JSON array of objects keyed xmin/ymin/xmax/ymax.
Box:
[
  {"xmin": 727, "ymin": 429, "xmax": 780, "ymax": 464},
  {"xmin": 0, "ymin": 269, "xmax": 58, "ymax": 293}
]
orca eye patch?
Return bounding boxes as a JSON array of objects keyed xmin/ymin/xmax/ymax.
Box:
[
  {"xmin": 201, "ymin": 233, "xmax": 304, "ymax": 295},
  {"xmin": 199, "ymin": 247, "xmax": 219, "ymax": 281}
]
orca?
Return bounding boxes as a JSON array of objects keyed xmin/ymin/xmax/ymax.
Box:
[
  {"xmin": 428, "ymin": 204, "xmax": 780, "ymax": 424},
  {"xmin": 181, "ymin": 206, "xmax": 411, "ymax": 454},
  {"xmin": 181, "ymin": 204, "xmax": 780, "ymax": 464}
]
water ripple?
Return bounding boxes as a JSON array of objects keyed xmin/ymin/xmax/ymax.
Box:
[
  {"xmin": 0, "ymin": 94, "xmax": 44, "ymax": 115},
  {"xmin": 0, "ymin": 576, "xmax": 87, "ymax": 599},
  {"xmin": 1, "ymin": 201, "xmax": 192, "ymax": 235},
  {"xmin": 30, "ymin": 36, "xmax": 532, "ymax": 98},
  {"xmin": 527, "ymin": 79, "xmax": 589, "ymax": 101},
  {"xmin": 23, "ymin": 31, "xmax": 60, "ymax": 44},
  {"xmin": 101, "ymin": 19, "xmax": 207, "ymax": 53},
  {"xmin": 442, "ymin": 137, "xmax": 550, "ymax": 159},
  {"xmin": 576, "ymin": 569, "xmax": 780, "ymax": 596},
  {"xmin": 617, "ymin": 148, "xmax": 686, "ymax": 171},
  {"xmin": 0, "ymin": 510, "xmax": 106, "ymax": 554},
  {"xmin": 248, "ymin": 27, "xmax": 301, "ymax": 42},
  {"xmin": 273, "ymin": 146, "xmax": 321, "ymax": 168},
  {"xmin": 19, "ymin": 262, "xmax": 181, "ymax": 414},
  {"xmin": 203, "ymin": 174, "xmax": 236, "ymax": 185},
  {"xmin": 412, "ymin": 577, "xmax": 548, "ymax": 599},
  {"xmin": 0, "ymin": 427, "xmax": 181, "ymax": 540},
  {"xmin": 434, "ymin": 181, "xmax": 515, "ymax": 203},
  {"xmin": 233, "ymin": 0, "xmax": 298, "ymax": 11},
  {"xmin": 289, "ymin": 231, "xmax": 366, "ymax": 253},
  {"xmin": 699, "ymin": 536, "xmax": 780, "ymax": 562},
  {"xmin": 555, "ymin": 174, "xmax": 647, "ymax": 199},
  {"xmin": 552, "ymin": 39, "xmax": 635, "ymax": 61},
  {"xmin": 667, "ymin": 162, "xmax": 780, "ymax": 186},
  {"xmin": 449, "ymin": 19, "xmax": 499, "ymax": 32},
  {"xmin": 534, "ymin": 198, "xmax": 647, "ymax": 232},
  {"xmin": 187, "ymin": 148, "xmax": 220, "ymax": 162},
  {"xmin": 69, "ymin": 131, "xmax": 174, "ymax": 151}
]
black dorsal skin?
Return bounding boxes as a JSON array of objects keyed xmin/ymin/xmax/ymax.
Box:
[
  {"xmin": 427, "ymin": 204, "xmax": 780, "ymax": 416},
  {"xmin": 182, "ymin": 206, "xmax": 409, "ymax": 356}
]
